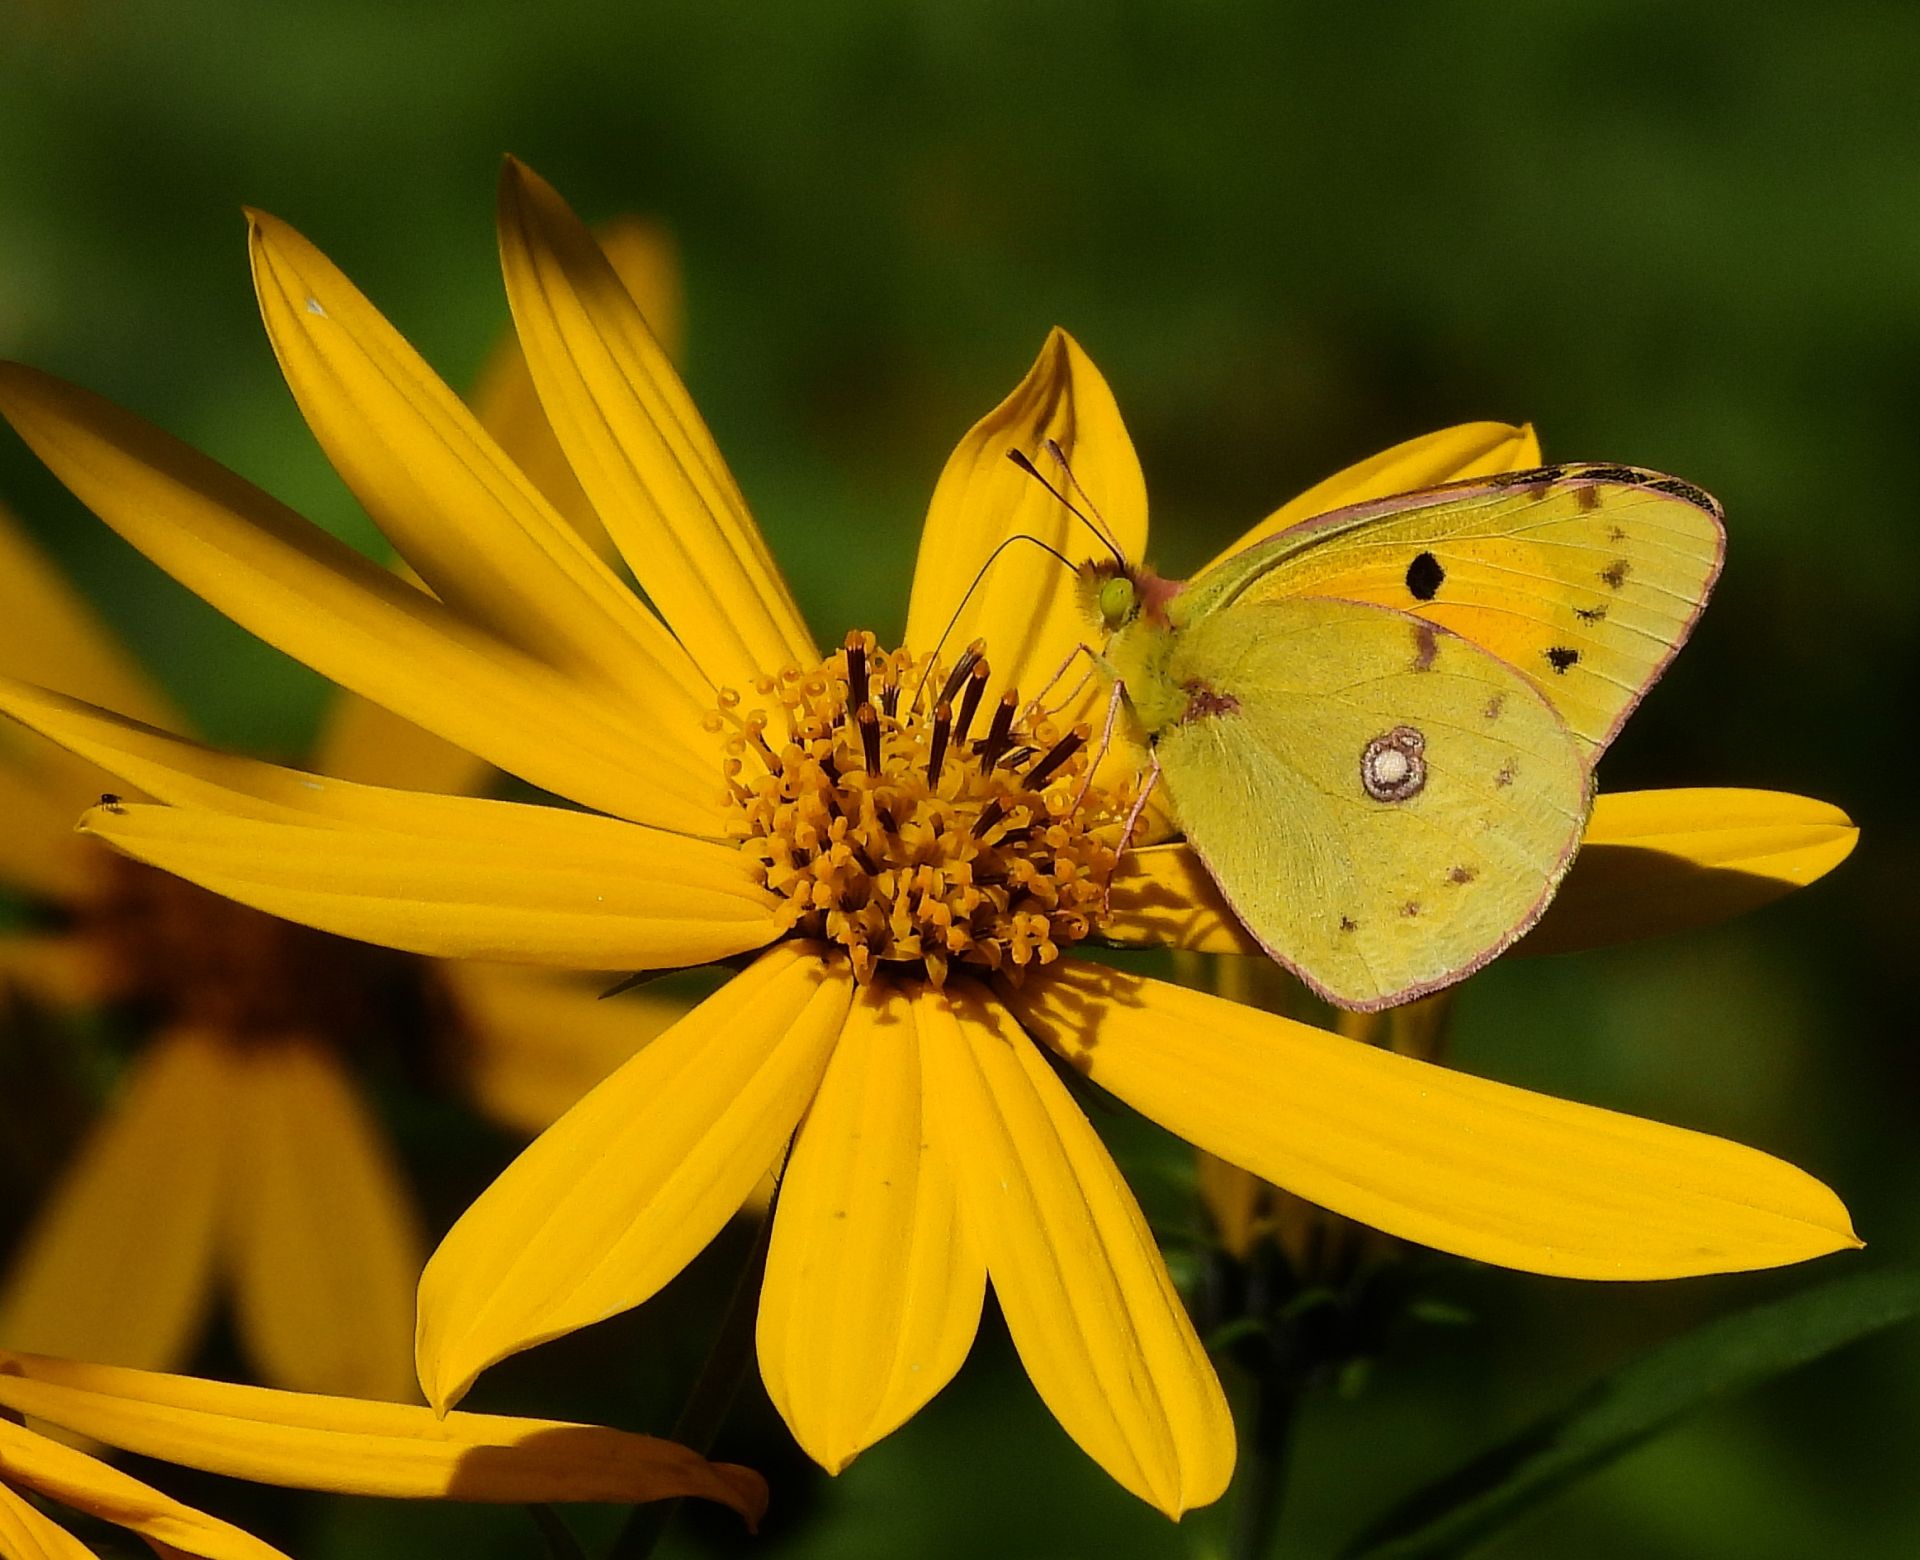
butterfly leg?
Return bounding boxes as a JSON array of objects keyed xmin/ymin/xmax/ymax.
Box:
[
  {"xmin": 1026, "ymin": 640, "xmax": 1099, "ymax": 724},
  {"xmin": 1072, "ymin": 674, "xmax": 1128, "ymax": 812},
  {"xmin": 1101, "ymin": 747, "xmax": 1161, "ymax": 917}
]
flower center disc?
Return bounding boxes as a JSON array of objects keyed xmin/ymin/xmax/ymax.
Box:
[{"xmin": 715, "ymin": 633, "xmax": 1125, "ymax": 987}]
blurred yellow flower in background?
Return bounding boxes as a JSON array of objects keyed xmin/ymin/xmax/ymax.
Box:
[
  {"xmin": 0, "ymin": 1347, "xmax": 766, "ymax": 1555},
  {"xmin": 0, "ymin": 158, "xmax": 1859, "ymax": 1515},
  {"xmin": 0, "ymin": 220, "xmax": 692, "ymax": 1403}
]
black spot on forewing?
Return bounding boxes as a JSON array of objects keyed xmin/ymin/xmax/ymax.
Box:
[
  {"xmin": 1546, "ymin": 646, "xmax": 1580, "ymax": 674},
  {"xmin": 1599, "ymin": 559, "xmax": 1632, "ymax": 590},
  {"xmin": 1574, "ymin": 604, "xmax": 1607, "ymax": 624},
  {"xmin": 1405, "ymin": 551, "xmax": 1445, "ymax": 601}
]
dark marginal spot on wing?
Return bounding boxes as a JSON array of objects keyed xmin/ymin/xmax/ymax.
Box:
[
  {"xmin": 1494, "ymin": 758, "xmax": 1517, "ymax": 788},
  {"xmin": 1484, "ymin": 692, "xmax": 1506, "ymax": 721},
  {"xmin": 1606, "ymin": 524, "xmax": 1628, "ymax": 542},
  {"xmin": 1579, "ymin": 464, "xmax": 1640, "ymax": 485},
  {"xmin": 1577, "ymin": 486, "xmax": 1602, "ymax": 512},
  {"xmin": 1646, "ymin": 474, "xmax": 1722, "ymax": 517},
  {"xmin": 1491, "ymin": 465, "xmax": 1564, "ymax": 487},
  {"xmin": 1339, "ymin": 915, "xmax": 1358, "ymax": 933},
  {"xmin": 1405, "ymin": 551, "xmax": 1445, "ymax": 601},
  {"xmin": 1400, "ymin": 900, "xmax": 1422, "ymax": 918},
  {"xmin": 1600, "ymin": 559, "xmax": 1632, "ymax": 590},
  {"xmin": 1575, "ymin": 604, "xmax": 1607, "ymax": 623},
  {"xmin": 1411, "ymin": 622, "xmax": 1439, "ymax": 672},
  {"xmin": 1546, "ymin": 646, "xmax": 1580, "ymax": 674},
  {"xmin": 1446, "ymin": 865, "xmax": 1478, "ymax": 886}
]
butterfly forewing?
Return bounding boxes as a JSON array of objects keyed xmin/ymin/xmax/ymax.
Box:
[
  {"xmin": 1156, "ymin": 597, "xmax": 1590, "ymax": 1009},
  {"xmin": 1173, "ymin": 466, "xmax": 1724, "ymax": 760}
]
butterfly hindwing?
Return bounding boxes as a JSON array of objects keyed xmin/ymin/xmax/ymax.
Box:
[
  {"xmin": 1155, "ymin": 596, "xmax": 1591, "ymax": 1009},
  {"xmin": 1173, "ymin": 465, "xmax": 1724, "ymax": 760}
]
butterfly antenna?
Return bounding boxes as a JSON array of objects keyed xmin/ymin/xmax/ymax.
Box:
[
  {"xmin": 910, "ymin": 532, "xmax": 1079, "ymax": 712},
  {"xmin": 1005, "ymin": 450, "xmax": 1126, "ymax": 566},
  {"xmin": 1044, "ymin": 437, "xmax": 1128, "ymax": 564}
]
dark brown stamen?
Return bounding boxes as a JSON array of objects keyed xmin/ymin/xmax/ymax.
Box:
[
  {"xmin": 971, "ymin": 798, "xmax": 1007, "ymax": 839},
  {"xmin": 939, "ymin": 639, "xmax": 987, "ymax": 707},
  {"xmin": 953, "ymin": 659, "xmax": 990, "ymax": 746},
  {"xmin": 845, "ymin": 633, "xmax": 869, "ymax": 712},
  {"xmin": 857, "ymin": 703, "xmax": 882, "ymax": 773},
  {"xmin": 977, "ymin": 692, "xmax": 1018, "ymax": 769},
  {"xmin": 880, "ymin": 680, "xmax": 900, "ymax": 719},
  {"xmin": 1025, "ymin": 724, "xmax": 1089, "ymax": 788},
  {"xmin": 928, "ymin": 701, "xmax": 952, "ymax": 788}
]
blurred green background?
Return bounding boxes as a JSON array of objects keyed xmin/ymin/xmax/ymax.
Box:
[{"xmin": 2, "ymin": 2, "xmax": 1914, "ymax": 1556}]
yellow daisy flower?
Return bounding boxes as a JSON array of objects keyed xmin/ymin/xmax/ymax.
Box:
[
  {"xmin": 0, "ymin": 220, "xmax": 690, "ymax": 1401},
  {"xmin": 0, "ymin": 158, "xmax": 1858, "ymax": 1515},
  {"xmin": 0, "ymin": 1348, "xmax": 765, "ymax": 1555}
]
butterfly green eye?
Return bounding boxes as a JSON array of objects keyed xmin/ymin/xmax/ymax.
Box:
[{"xmin": 1097, "ymin": 574, "xmax": 1137, "ymax": 628}]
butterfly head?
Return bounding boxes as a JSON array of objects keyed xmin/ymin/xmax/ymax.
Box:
[{"xmin": 1079, "ymin": 557, "xmax": 1181, "ymax": 637}]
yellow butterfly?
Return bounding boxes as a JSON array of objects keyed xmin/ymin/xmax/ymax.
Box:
[{"xmin": 1077, "ymin": 463, "xmax": 1725, "ymax": 1010}]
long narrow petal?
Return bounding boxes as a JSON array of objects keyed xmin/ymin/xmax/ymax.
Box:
[
  {"xmin": 497, "ymin": 160, "xmax": 815, "ymax": 687},
  {"xmin": 307, "ymin": 691, "xmax": 493, "ymax": 797},
  {"xmin": 0, "ymin": 498, "xmax": 181, "ymax": 731},
  {"xmin": 417, "ymin": 944, "xmax": 850, "ymax": 1411},
  {"xmin": 0, "ymin": 1354, "xmax": 766, "ymax": 1522},
  {"xmin": 247, "ymin": 210, "xmax": 713, "ymax": 726},
  {"xmin": 225, "ymin": 1039, "xmax": 423, "ymax": 1402},
  {"xmin": 1199, "ymin": 421, "xmax": 1541, "ymax": 574},
  {"xmin": 0, "ymin": 364, "xmax": 719, "ymax": 830},
  {"xmin": 918, "ymin": 987, "xmax": 1234, "ymax": 1516},
  {"xmin": 1011, "ymin": 963, "xmax": 1859, "ymax": 1279},
  {"xmin": 0, "ymin": 1479, "xmax": 99, "ymax": 1560},
  {"xmin": 0, "ymin": 1418, "xmax": 287, "ymax": 1560},
  {"xmin": 1524, "ymin": 788, "xmax": 1858, "ymax": 956},
  {"xmin": 78, "ymin": 802, "xmax": 781, "ymax": 971},
  {"xmin": 443, "ymin": 962, "xmax": 697, "ymax": 1137},
  {"xmin": 758, "ymin": 980, "xmax": 985, "ymax": 1472},
  {"xmin": 904, "ymin": 329, "xmax": 1149, "ymax": 718},
  {"xmin": 471, "ymin": 216, "xmax": 687, "ymax": 561},
  {"xmin": 0, "ymin": 1029, "xmax": 233, "ymax": 1372}
]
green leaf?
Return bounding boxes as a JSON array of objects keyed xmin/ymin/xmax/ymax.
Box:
[{"xmin": 1343, "ymin": 1261, "xmax": 1920, "ymax": 1560}]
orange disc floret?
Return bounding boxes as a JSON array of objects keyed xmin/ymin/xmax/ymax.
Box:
[{"xmin": 709, "ymin": 633, "xmax": 1125, "ymax": 987}]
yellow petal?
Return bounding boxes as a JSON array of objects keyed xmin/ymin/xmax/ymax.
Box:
[
  {"xmin": 444, "ymin": 962, "xmax": 699, "ymax": 1137},
  {"xmin": 0, "ymin": 753, "xmax": 94, "ymax": 903},
  {"xmin": 1198, "ymin": 421, "xmax": 1541, "ymax": 575},
  {"xmin": 417, "ymin": 944, "xmax": 850, "ymax": 1411},
  {"xmin": 0, "ymin": 1354, "xmax": 766, "ymax": 1523},
  {"xmin": 307, "ymin": 691, "xmax": 493, "ymax": 797},
  {"xmin": 0, "ymin": 1478, "xmax": 99, "ymax": 1560},
  {"xmin": 247, "ymin": 209, "xmax": 714, "ymax": 728},
  {"xmin": 1194, "ymin": 1153, "xmax": 1268, "ymax": 1264},
  {"xmin": 1012, "ymin": 962, "xmax": 1859, "ymax": 1280},
  {"xmin": 918, "ymin": 987, "xmax": 1233, "ymax": 1516},
  {"xmin": 0, "ymin": 497, "xmax": 181, "ymax": 731},
  {"xmin": 904, "ymin": 329, "xmax": 1149, "ymax": 721},
  {"xmin": 757, "ymin": 981, "xmax": 985, "ymax": 1472},
  {"xmin": 0, "ymin": 1029, "xmax": 233, "ymax": 1372},
  {"xmin": 0, "ymin": 1417, "xmax": 289, "ymax": 1560},
  {"xmin": 0, "ymin": 365, "xmax": 719, "ymax": 831},
  {"xmin": 1101, "ymin": 841, "xmax": 1259, "ymax": 955},
  {"xmin": 0, "ymin": 931, "xmax": 106, "ymax": 1010},
  {"xmin": 496, "ymin": 159, "xmax": 816, "ymax": 688},
  {"xmin": 469, "ymin": 217, "xmax": 684, "ymax": 559},
  {"xmin": 224, "ymin": 1039, "xmax": 424, "ymax": 1402},
  {"xmin": 1524, "ymin": 788, "xmax": 1859, "ymax": 956},
  {"xmin": 78, "ymin": 802, "xmax": 781, "ymax": 971}
]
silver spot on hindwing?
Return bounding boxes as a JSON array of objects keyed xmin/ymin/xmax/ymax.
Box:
[{"xmin": 1361, "ymin": 725, "xmax": 1427, "ymax": 802}]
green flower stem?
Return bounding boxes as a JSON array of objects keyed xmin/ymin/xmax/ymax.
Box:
[
  {"xmin": 528, "ymin": 1503, "xmax": 587, "ymax": 1560},
  {"xmin": 1228, "ymin": 1346, "xmax": 1303, "ymax": 1560},
  {"xmin": 605, "ymin": 1201, "xmax": 777, "ymax": 1560}
]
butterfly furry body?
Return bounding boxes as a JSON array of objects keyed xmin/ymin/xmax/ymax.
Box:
[{"xmin": 1083, "ymin": 463, "xmax": 1724, "ymax": 1011}]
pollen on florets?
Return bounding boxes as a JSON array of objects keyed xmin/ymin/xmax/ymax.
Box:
[{"xmin": 708, "ymin": 632, "xmax": 1127, "ymax": 988}]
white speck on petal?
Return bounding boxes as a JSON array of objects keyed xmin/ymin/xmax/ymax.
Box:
[{"xmin": 305, "ymin": 296, "xmax": 327, "ymax": 317}]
